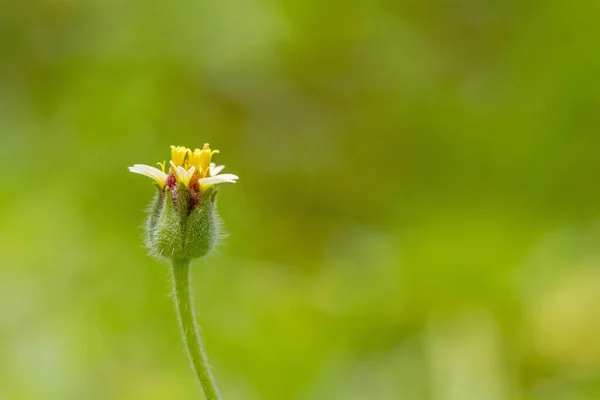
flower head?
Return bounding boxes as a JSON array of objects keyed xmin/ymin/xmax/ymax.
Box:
[
  {"xmin": 128, "ymin": 143, "xmax": 238, "ymax": 191},
  {"xmin": 128, "ymin": 144, "xmax": 238, "ymax": 260}
]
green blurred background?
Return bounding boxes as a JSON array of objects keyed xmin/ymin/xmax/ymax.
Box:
[{"xmin": 2, "ymin": 0, "xmax": 600, "ymax": 399}]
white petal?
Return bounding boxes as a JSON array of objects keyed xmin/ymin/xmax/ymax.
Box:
[
  {"xmin": 198, "ymin": 173, "xmax": 239, "ymax": 188},
  {"xmin": 128, "ymin": 164, "xmax": 167, "ymax": 186},
  {"xmin": 169, "ymin": 160, "xmax": 180, "ymax": 174},
  {"xmin": 170, "ymin": 162, "xmax": 196, "ymax": 186},
  {"xmin": 210, "ymin": 164, "xmax": 226, "ymax": 176},
  {"xmin": 174, "ymin": 166, "xmax": 186, "ymax": 181}
]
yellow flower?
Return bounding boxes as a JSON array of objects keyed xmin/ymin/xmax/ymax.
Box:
[{"xmin": 129, "ymin": 144, "xmax": 238, "ymax": 191}]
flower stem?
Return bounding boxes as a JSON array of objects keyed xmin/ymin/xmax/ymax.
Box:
[{"xmin": 172, "ymin": 259, "xmax": 221, "ymax": 400}]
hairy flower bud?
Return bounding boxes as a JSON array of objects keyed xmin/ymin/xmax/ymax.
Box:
[{"xmin": 129, "ymin": 144, "xmax": 238, "ymax": 261}]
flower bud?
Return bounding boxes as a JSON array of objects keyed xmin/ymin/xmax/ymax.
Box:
[{"xmin": 129, "ymin": 144, "xmax": 238, "ymax": 261}]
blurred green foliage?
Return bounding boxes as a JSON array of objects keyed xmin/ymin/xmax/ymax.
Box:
[{"xmin": 2, "ymin": 0, "xmax": 600, "ymax": 399}]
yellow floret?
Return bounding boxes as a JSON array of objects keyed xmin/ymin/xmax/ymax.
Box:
[
  {"xmin": 190, "ymin": 143, "xmax": 219, "ymax": 178},
  {"xmin": 170, "ymin": 145, "xmax": 190, "ymax": 167}
]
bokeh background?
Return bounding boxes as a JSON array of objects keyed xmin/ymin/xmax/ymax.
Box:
[{"xmin": 2, "ymin": 0, "xmax": 600, "ymax": 399}]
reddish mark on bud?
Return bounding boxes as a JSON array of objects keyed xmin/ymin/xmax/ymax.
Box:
[
  {"xmin": 188, "ymin": 179, "xmax": 201, "ymax": 213},
  {"xmin": 163, "ymin": 172, "xmax": 202, "ymax": 214},
  {"xmin": 166, "ymin": 173, "xmax": 177, "ymax": 190},
  {"xmin": 164, "ymin": 173, "xmax": 178, "ymax": 203}
]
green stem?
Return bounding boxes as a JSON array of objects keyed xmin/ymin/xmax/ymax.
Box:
[{"xmin": 172, "ymin": 259, "xmax": 221, "ymax": 400}]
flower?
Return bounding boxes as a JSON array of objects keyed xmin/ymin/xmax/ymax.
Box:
[
  {"xmin": 128, "ymin": 143, "xmax": 238, "ymax": 190},
  {"xmin": 128, "ymin": 144, "xmax": 238, "ymax": 260}
]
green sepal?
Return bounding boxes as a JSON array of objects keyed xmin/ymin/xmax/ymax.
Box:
[
  {"xmin": 176, "ymin": 182, "xmax": 191, "ymax": 218},
  {"xmin": 183, "ymin": 189, "xmax": 219, "ymax": 259},
  {"xmin": 152, "ymin": 187, "xmax": 184, "ymax": 258},
  {"xmin": 147, "ymin": 188, "xmax": 163, "ymax": 234}
]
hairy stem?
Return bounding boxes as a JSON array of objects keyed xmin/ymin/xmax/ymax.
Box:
[{"xmin": 172, "ymin": 259, "xmax": 221, "ymax": 399}]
